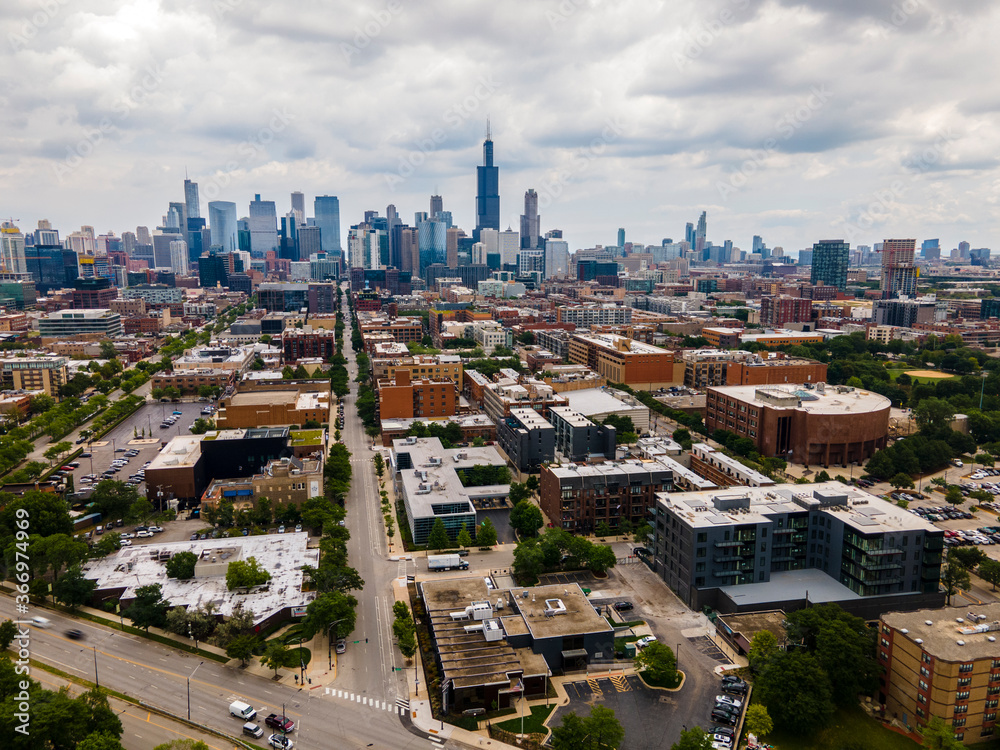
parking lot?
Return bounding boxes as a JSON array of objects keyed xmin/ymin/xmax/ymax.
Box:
[{"xmin": 61, "ymin": 400, "xmax": 211, "ymax": 504}]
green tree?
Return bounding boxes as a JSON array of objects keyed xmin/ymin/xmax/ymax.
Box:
[
  {"xmin": 743, "ymin": 704, "xmax": 773, "ymax": 739},
  {"xmin": 476, "ymin": 517, "xmax": 497, "ymax": 547},
  {"xmin": 509, "ymin": 500, "xmax": 543, "ymax": 538},
  {"xmin": 865, "ymin": 449, "xmax": 896, "ymax": 480},
  {"xmin": 551, "ymin": 712, "xmax": 589, "ymax": 750},
  {"xmin": 889, "ymin": 472, "xmax": 914, "ymax": 490},
  {"xmin": 53, "ymin": 565, "xmax": 97, "ymax": 610},
  {"xmin": 670, "ymin": 727, "xmax": 712, "ymax": 750},
  {"xmin": 948, "ymin": 546, "xmax": 986, "ymax": 571},
  {"xmin": 941, "ymin": 562, "xmax": 971, "ymax": 605},
  {"xmin": 226, "ymin": 634, "xmax": 257, "ymax": 667},
  {"xmin": 89, "ymin": 481, "xmax": 141, "ymax": 524},
  {"xmin": 748, "ymin": 629, "xmax": 778, "ymax": 674},
  {"xmin": 914, "ymin": 397, "xmax": 955, "ymax": 434},
  {"xmin": 816, "ymin": 619, "xmax": 879, "ymax": 706},
  {"xmin": 456, "ymin": 524, "xmax": 472, "ymax": 550},
  {"xmin": 43, "ymin": 440, "xmax": 73, "ymax": 463},
  {"xmin": 587, "ymin": 544, "xmax": 617, "ymax": 575},
  {"xmin": 300, "ymin": 590, "xmax": 358, "ymax": 641},
  {"xmin": 921, "ymin": 716, "xmax": 965, "ymax": 749},
  {"xmin": 595, "ymin": 521, "xmax": 613, "ymax": 539},
  {"xmin": 397, "ymin": 628, "xmax": 417, "ymax": 660},
  {"xmin": 165, "ymin": 551, "xmax": 198, "ymax": 580},
  {"xmin": 0, "ymin": 618, "xmax": 18, "ymax": 650},
  {"xmin": 945, "ymin": 486, "xmax": 965, "ymax": 507},
  {"xmin": 261, "ymin": 639, "xmax": 288, "ymax": 676},
  {"xmin": 845, "ymin": 376, "xmax": 864, "ymax": 388},
  {"xmin": 93, "ymin": 532, "xmax": 123, "ymax": 558},
  {"xmin": 508, "ymin": 482, "xmax": 530, "ymax": 505},
  {"xmin": 525, "ymin": 475, "xmax": 540, "ymax": 493},
  {"xmin": 978, "ymin": 558, "xmax": 1000, "ymax": 591},
  {"xmin": 426, "ymin": 518, "xmax": 451, "ymax": 551},
  {"xmin": 513, "ymin": 541, "xmax": 546, "ymax": 583},
  {"xmin": 226, "ymin": 556, "xmax": 272, "ymax": 590},
  {"xmin": 755, "ymin": 651, "xmax": 834, "ymax": 732},
  {"xmin": 585, "ymin": 705, "xmax": 625, "ymax": 750},
  {"xmin": 125, "ymin": 583, "xmax": 170, "ymax": 632},
  {"xmin": 634, "ymin": 641, "xmax": 677, "ymax": 685}
]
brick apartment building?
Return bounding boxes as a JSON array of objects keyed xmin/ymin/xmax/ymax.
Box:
[
  {"xmin": 760, "ymin": 295, "xmax": 813, "ymax": 328},
  {"xmin": 567, "ymin": 333, "xmax": 683, "ymax": 389},
  {"xmin": 377, "ymin": 370, "xmax": 458, "ymax": 420}
]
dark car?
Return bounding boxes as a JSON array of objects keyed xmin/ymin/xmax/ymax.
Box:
[
  {"xmin": 722, "ymin": 680, "xmax": 748, "ymax": 695},
  {"xmin": 265, "ymin": 713, "xmax": 295, "ymax": 732},
  {"xmin": 720, "ymin": 674, "xmax": 743, "ymax": 684},
  {"xmin": 612, "ymin": 601, "xmax": 634, "ymax": 612},
  {"xmin": 711, "ymin": 726, "xmax": 735, "ymax": 739},
  {"xmin": 65, "ymin": 629, "xmax": 84, "ymax": 640},
  {"xmin": 711, "ymin": 711, "xmax": 737, "ymax": 726}
]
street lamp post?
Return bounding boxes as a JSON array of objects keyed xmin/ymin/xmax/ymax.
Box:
[
  {"xmin": 187, "ymin": 661, "xmax": 204, "ymax": 721},
  {"xmin": 981, "ymin": 371, "xmax": 989, "ymax": 411},
  {"xmin": 327, "ymin": 619, "xmax": 344, "ymax": 670},
  {"xmin": 91, "ymin": 646, "xmax": 99, "ymax": 689}
]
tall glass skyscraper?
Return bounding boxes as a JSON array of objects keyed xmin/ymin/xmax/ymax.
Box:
[
  {"xmin": 810, "ymin": 239, "xmax": 850, "ymax": 291},
  {"xmin": 208, "ymin": 201, "xmax": 238, "ymax": 253},
  {"xmin": 475, "ymin": 121, "xmax": 500, "ymax": 242},
  {"xmin": 314, "ymin": 196, "xmax": 342, "ymax": 255},
  {"xmin": 248, "ymin": 194, "xmax": 278, "ymax": 256},
  {"xmin": 183, "ymin": 178, "xmax": 201, "ymax": 219}
]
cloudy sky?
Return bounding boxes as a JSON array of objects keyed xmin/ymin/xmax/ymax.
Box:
[{"xmin": 2, "ymin": 0, "xmax": 999, "ymax": 257}]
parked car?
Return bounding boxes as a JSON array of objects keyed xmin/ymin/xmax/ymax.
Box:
[
  {"xmin": 635, "ymin": 636, "xmax": 657, "ymax": 648},
  {"xmin": 612, "ymin": 602, "xmax": 634, "ymax": 612},
  {"xmin": 715, "ymin": 695, "xmax": 743, "ymax": 709},
  {"xmin": 711, "ymin": 710, "xmax": 737, "ymax": 726},
  {"xmin": 336, "ymin": 639, "xmax": 347, "ymax": 654},
  {"xmin": 267, "ymin": 735, "xmax": 294, "ymax": 749},
  {"xmin": 136, "ymin": 530, "xmax": 154, "ymax": 538}
]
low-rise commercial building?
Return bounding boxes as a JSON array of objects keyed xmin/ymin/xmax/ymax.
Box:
[
  {"xmin": 564, "ymin": 387, "xmax": 650, "ymax": 434},
  {"xmin": 379, "ymin": 414, "xmax": 497, "ymax": 447},
  {"xmin": 201, "ymin": 456, "xmax": 323, "ymax": 511},
  {"xmin": 649, "ymin": 482, "xmax": 944, "ymax": 618},
  {"xmin": 482, "ymin": 379, "xmax": 568, "ymax": 422},
  {"xmin": 216, "ymin": 382, "xmax": 330, "ymax": 428},
  {"xmin": 151, "ymin": 368, "xmax": 234, "ymax": 395},
  {"xmin": 419, "ymin": 578, "xmax": 612, "ymax": 713},
  {"xmin": 392, "ymin": 437, "xmax": 510, "ymax": 545},
  {"xmin": 706, "ymin": 383, "xmax": 890, "ymax": 466}
]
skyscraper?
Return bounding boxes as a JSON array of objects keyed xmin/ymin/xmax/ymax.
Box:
[
  {"xmin": 520, "ymin": 189, "xmax": 540, "ymax": 249},
  {"xmin": 879, "ymin": 239, "xmax": 917, "ymax": 299},
  {"xmin": 695, "ymin": 211, "xmax": 707, "ymax": 255},
  {"xmin": 499, "ymin": 228, "xmax": 520, "ymax": 267},
  {"xmin": 248, "ymin": 194, "xmax": 278, "ymax": 256},
  {"xmin": 386, "ymin": 204, "xmax": 401, "ymax": 267},
  {"xmin": 810, "ymin": 239, "xmax": 850, "ymax": 291},
  {"xmin": 430, "ymin": 195, "xmax": 443, "ymax": 218},
  {"xmin": 0, "ymin": 222, "xmax": 26, "ymax": 274},
  {"xmin": 617, "ymin": 228, "xmax": 625, "ymax": 248},
  {"xmin": 474, "ymin": 120, "xmax": 500, "ymax": 242},
  {"xmin": 183, "ymin": 178, "xmax": 200, "ymax": 220},
  {"xmin": 314, "ymin": 196, "xmax": 341, "ymax": 255},
  {"xmin": 685, "ymin": 223, "xmax": 695, "ymax": 248},
  {"xmin": 208, "ymin": 201, "xmax": 239, "ymax": 253},
  {"xmin": 169, "ymin": 240, "xmax": 189, "ymax": 276},
  {"xmin": 290, "ymin": 191, "xmax": 305, "ymax": 222},
  {"xmin": 545, "ymin": 239, "xmax": 569, "ymax": 279}
]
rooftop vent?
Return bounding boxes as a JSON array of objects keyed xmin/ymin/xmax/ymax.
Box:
[
  {"xmin": 543, "ymin": 599, "xmax": 567, "ymax": 617},
  {"xmin": 925, "ymin": 620, "xmax": 933, "ymax": 626}
]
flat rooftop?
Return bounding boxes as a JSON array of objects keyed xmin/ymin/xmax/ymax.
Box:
[
  {"xmin": 657, "ymin": 481, "xmax": 938, "ymax": 535},
  {"xmin": 380, "ymin": 413, "xmax": 495, "ymax": 432},
  {"xmin": 82, "ymin": 533, "xmax": 318, "ymax": 624},
  {"xmin": 565, "ymin": 388, "xmax": 650, "ymax": 416},
  {"xmin": 146, "ymin": 436, "xmax": 203, "ymax": 470},
  {"xmin": 883, "ymin": 602, "xmax": 1000, "ymax": 663},
  {"xmin": 548, "ymin": 406, "xmax": 594, "ymax": 428},
  {"xmin": 572, "ymin": 333, "xmax": 667, "ymax": 355},
  {"xmin": 393, "ymin": 437, "xmax": 509, "ymax": 518},
  {"xmin": 720, "ymin": 568, "xmax": 861, "ymax": 608},
  {"xmin": 509, "ymin": 407, "xmax": 553, "ymax": 430},
  {"xmin": 709, "ymin": 384, "xmax": 891, "ymax": 415}
]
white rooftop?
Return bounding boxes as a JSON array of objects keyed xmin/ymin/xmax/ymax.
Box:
[
  {"xmin": 82, "ymin": 533, "xmax": 318, "ymax": 624},
  {"xmin": 709, "ymin": 383, "xmax": 891, "ymax": 415}
]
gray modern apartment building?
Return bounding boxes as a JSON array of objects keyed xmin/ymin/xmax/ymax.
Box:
[
  {"xmin": 548, "ymin": 405, "xmax": 616, "ymax": 462},
  {"xmin": 496, "ymin": 407, "xmax": 555, "ymax": 473},
  {"xmin": 649, "ymin": 481, "xmax": 945, "ymax": 618},
  {"xmin": 810, "ymin": 239, "xmax": 849, "ymax": 291}
]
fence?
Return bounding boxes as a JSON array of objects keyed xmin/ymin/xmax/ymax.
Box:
[{"xmin": 488, "ymin": 723, "xmax": 546, "ymax": 750}]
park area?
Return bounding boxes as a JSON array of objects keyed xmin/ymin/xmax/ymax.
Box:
[{"xmin": 886, "ymin": 365, "xmax": 956, "ymax": 383}]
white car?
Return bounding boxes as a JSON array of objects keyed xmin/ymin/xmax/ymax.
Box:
[
  {"xmin": 120, "ymin": 533, "xmax": 134, "ymax": 539},
  {"xmin": 715, "ymin": 695, "xmax": 743, "ymax": 709},
  {"xmin": 635, "ymin": 636, "xmax": 657, "ymax": 648},
  {"xmin": 119, "ymin": 539, "xmax": 132, "ymax": 546},
  {"xmin": 136, "ymin": 530, "xmax": 154, "ymax": 538}
]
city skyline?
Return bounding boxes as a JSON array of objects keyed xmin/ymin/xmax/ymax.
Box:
[{"xmin": 3, "ymin": 1, "xmax": 1000, "ymax": 254}]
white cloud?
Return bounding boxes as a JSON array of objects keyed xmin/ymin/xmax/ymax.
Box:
[{"xmin": 0, "ymin": 0, "xmax": 999, "ymax": 254}]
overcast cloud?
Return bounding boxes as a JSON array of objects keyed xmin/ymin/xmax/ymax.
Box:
[{"xmin": 2, "ymin": 0, "xmax": 999, "ymax": 256}]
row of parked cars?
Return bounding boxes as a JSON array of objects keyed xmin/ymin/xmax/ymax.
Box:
[
  {"xmin": 706, "ymin": 674, "xmax": 749, "ymax": 748},
  {"xmin": 945, "ymin": 527, "xmax": 1000, "ymax": 546},
  {"xmin": 911, "ymin": 505, "xmax": 973, "ymax": 522},
  {"xmin": 971, "ymin": 468, "xmax": 1000, "ymax": 480}
]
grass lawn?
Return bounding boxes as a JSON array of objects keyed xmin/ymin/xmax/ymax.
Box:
[
  {"xmin": 280, "ymin": 645, "xmax": 311, "ymax": 668},
  {"xmin": 495, "ymin": 704, "xmax": 555, "ymax": 734},
  {"xmin": 638, "ymin": 669, "xmax": 682, "ymax": 689},
  {"xmin": 447, "ymin": 707, "xmax": 515, "ymax": 731},
  {"xmin": 767, "ymin": 706, "xmax": 919, "ymax": 750}
]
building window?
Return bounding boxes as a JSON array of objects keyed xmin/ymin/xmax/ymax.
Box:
[{"xmin": 960, "ymin": 663, "xmax": 974, "ymax": 673}]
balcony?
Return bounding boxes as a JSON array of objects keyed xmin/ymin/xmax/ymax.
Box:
[
  {"xmin": 714, "ymin": 555, "xmax": 742, "ymax": 564},
  {"xmin": 715, "ymin": 540, "xmax": 742, "ymax": 548}
]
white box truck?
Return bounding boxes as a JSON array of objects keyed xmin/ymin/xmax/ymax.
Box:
[
  {"xmin": 230, "ymin": 700, "xmax": 257, "ymax": 720},
  {"xmin": 427, "ymin": 554, "xmax": 469, "ymax": 571}
]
